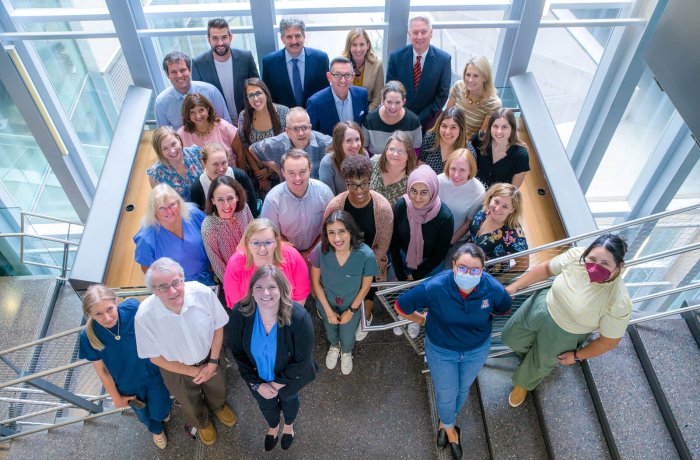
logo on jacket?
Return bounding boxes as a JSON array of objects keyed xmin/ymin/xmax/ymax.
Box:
[{"xmin": 481, "ymin": 299, "xmax": 490, "ymax": 309}]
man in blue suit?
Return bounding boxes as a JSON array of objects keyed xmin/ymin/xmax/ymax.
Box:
[
  {"xmin": 306, "ymin": 57, "xmax": 368, "ymax": 136},
  {"xmin": 262, "ymin": 17, "xmax": 329, "ymax": 109},
  {"xmin": 386, "ymin": 16, "xmax": 451, "ymax": 131},
  {"xmin": 192, "ymin": 18, "xmax": 259, "ymax": 125}
]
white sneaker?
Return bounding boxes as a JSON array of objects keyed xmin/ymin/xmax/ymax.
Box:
[
  {"xmin": 355, "ymin": 315, "xmax": 372, "ymax": 341},
  {"xmin": 340, "ymin": 352, "xmax": 353, "ymax": 375},
  {"xmin": 392, "ymin": 326, "xmax": 403, "ymax": 336},
  {"xmin": 325, "ymin": 345, "xmax": 340, "ymax": 369},
  {"xmin": 407, "ymin": 322, "xmax": 421, "ymax": 339}
]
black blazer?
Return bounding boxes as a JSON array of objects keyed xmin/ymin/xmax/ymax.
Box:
[
  {"xmin": 192, "ymin": 48, "xmax": 260, "ymax": 115},
  {"xmin": 189, "ymin": 168, "xmax": 259, "ymax": 217},
  {"xmin": 261, "ymin": 47, "xmax": 329, "ymax": 108},
  {"xmin": 228, "ymin": 303, "xmax": 318, "ymax": 394}
]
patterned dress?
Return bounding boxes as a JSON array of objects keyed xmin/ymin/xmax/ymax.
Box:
[
  {"xmin": 369, "ymin": 155, "xmax": 409, "ymax": 208},
  {"xmin": 200, "ymin": 204, "xmax": 254, "ymax": 281},
  {"xmin": 418, "ymin": 131, "xmax": 446, "ymax": 175},
  {"xmin": 237, "ymin": 104, "xmax": 289, "ymax": 151},
  {"xmin": 468, "ymin": 208, "xmax": 528, "ymax": 273},
  {"xmin": 146, "ymin": 146, "xmax": 203, "ymax": 202}
]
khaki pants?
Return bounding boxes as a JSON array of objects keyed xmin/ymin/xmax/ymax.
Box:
[
  {"xmin": 160, "ymin": 361, "xmax": 227, "ymax": 428},
  {"xmin": 502, "ymin": 289, "xmax": 589, "ymax": 390}
]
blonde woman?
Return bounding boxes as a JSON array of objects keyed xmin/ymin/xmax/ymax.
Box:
[
  {"xmin": 467, "ymin": 183, "xmax": 528, "ymax": 272},
  {"xmin": 447, "ymin": 56, "xmax": 502, "ymax": 140},
  {"xmin": 341, "ymin": 28, "xmax": 384, "ymax": 110},
  {"xmin": 79, "ymin": 284, "xmax": 172, "ymax": 449}
]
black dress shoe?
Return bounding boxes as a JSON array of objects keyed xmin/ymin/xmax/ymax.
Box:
[
  {"xmin": 436, "ymin": 427, "xmax": 448, "ymax": 449},
  {"xmin": 449, "ymin": 426, "xmax": 462, "ymax": 459},
  {"xmin": 281, "ymin": 432, "xmax": 295, "ymax": 450},
  {"xmin": 264, "ymin": 432, "xmax": 279, "ymax": 451}
]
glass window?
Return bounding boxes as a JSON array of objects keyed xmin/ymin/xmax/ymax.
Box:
[
  {"xmin": 10, "ymin": 0, "xmax": 105, "ymax": 7},
  {"xmin": 668, "ymin": 154, "xmax": 700, "ymax": 210},
  {"xmin": 0, "ymin": 80, "xmax": 79, "ymax": 222},
  {"xmin": 527, "ymin": 25, "xmax": 614, "ymax": 144},
  {"xmin": 29, "ymin": 38, "xmax": 130, "ymax": 178},
  {"xmin": 587, "ymin": 68, "xmax": 675, "ymax": 202}
]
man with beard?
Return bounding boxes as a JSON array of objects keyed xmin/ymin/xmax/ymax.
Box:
[{"xmin": 192, "ymin": 18, "xmax": 259, "ymax": 125}]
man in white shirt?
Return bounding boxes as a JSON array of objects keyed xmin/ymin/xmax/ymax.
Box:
[
  {"xmin": 135, "ymin": 257, "xmax": 234, "ymax": 446},
  {"xmin": 192, "ymin": 18, "xmax": 260, "ymax": 125}
]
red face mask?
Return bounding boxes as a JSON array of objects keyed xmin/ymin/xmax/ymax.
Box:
[{"xmin": 585, "ymin": 262, "xmax": 612, "ymax": 283}]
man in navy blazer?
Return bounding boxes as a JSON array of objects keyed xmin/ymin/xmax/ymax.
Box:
[
  {"xmin": 386, "ymin": 16, "xmax": 451, "ymax": 131},
  {"xmin": 262, "ymin": 17, "xmax": 329, "ymax": 109},
  {"xmin": 306, "ymin": 57, "xmax": 368, "ymax": 136},
  {"xmin": 192, "ymin": 18, "xmax": 259, "ymax": 124}
]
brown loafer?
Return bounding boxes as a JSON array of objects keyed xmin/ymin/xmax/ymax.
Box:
[
  {"xmin": 215, "ymin": 404, "xmax": 237, "ymax": 427},
  {"xmin": 198, "ymin": 423, "xmax": 217, "ymax": 445},
  {"xmin": 509, "ymin": 385, "xmax": 528, "ymax": 408}
]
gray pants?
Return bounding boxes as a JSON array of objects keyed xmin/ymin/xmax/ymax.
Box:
[{"xmin": 316, "ymin": 301, "xmax": 362, "ymax": 353}]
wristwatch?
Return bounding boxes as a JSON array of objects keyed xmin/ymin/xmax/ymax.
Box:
[
  {"xmin": 349, "ymin": 306, "xmax": 359, "ymax": 313},
  {"xmin": 208, "ymin": 358, "xmax": 220, "ymax": 365},
  {"xmin": 250, "ymin": 383, "xmax": 260, "ymax": 391}
]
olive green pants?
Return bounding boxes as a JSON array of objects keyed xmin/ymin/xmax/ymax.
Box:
[{"xmin": 502, "ymin": 289, "xmax": 589, "ymax": 390}]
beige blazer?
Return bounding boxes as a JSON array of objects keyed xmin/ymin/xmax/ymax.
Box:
[{"xmin": 362, "ymin": 58, "xmax": 385, "ymax": 111}]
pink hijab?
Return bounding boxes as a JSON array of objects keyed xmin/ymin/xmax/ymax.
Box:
[{"xmin": 404, "ymin": 165, "xmax": 442, "ymax": 269}]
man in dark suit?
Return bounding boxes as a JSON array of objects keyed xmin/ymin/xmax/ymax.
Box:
[
  {"xmin": 306, "ymin": 57, "xmax": 368, "ymax": 136},
  {"xmin": 192, "ymin": 18, "xmax": 259, "ymax": 125},
  {"xmin": 261, "ymin": 17, "xmax": 329, "ymax": 109},
  {"xmin": 386, "ymin": 16, "xmax": 451, "ymax": 131}
]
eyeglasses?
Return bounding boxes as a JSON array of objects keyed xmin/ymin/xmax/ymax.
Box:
[
  {"xmin": 246, "ymin": 90, "xmax": 264, "ymax": 100},
  {"xmin": 455, "ymin": 265, "xmax": 482, "ymax": 276},
  {"xmin": 156, "ymin": 201, "xmax": 179, "ymax": 214},
  {"xmin": 289, "ymin": 125, "xmax": 311, "ymax": 134},
  {"xmin": 346, "ymin": 181, "xmax": 370, "ymax": 191},
  {"xmin": 330, "ymin": 73, "xmax": 354, "ymax": 81},
  {"xmin": 387, "ymin": 147, "xmax": 407, "ymax": 155},
  {"xmin": 154, "ymin": 278, "xmax": 183, "ymax": 293},
  {"xmin": 249, "ymin": 240, "xmax": 276, "ymax": 249}
]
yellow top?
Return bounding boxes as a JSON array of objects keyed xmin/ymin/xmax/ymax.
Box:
[{"xmin": 546, "ymin": 247, "xmax": 632, "ymax": 338}]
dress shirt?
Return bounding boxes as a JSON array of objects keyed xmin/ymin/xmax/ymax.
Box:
[
  {"xmin": 135, "ymin": 281, "xmax": 229, "ymax": 365},
  {"xmin": 285, "ymin": 49, "xmax": 306, "ymax": 91},
  {"xmin": 332, "ymin": 90, "xmax": 354, "ymax": 123},
  {"xmin": 250, "ymin": 131, "xmax": 332, "ymax": 179},
  {"xmin": 412, "ymin": 49, "xmax": 427, "ymax": 71},
  {"xmin": 260, "ymin": 179, "xmax": 334, "ymax": 251},
  {"xmin": 155, "ymin": 81, "xmax": 231, "ymax": 130}
]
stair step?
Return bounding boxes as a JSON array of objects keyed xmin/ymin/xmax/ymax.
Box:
[
  {"xmin": 450, "ymin": 381, "xmax": 490, "ymax": 460},
  {"xmin": 533, "ymin": 364, "xmax": 611, "ymax": 459},
  {"xmin": 587, "ymin": 334, "xmax": 679, "ymax": 458},
  {"xmin": 478, "ymin": 357, "xmax": 548, "ymax": 459},
  {"xmin": 636, "ymin": 317, "xmax": 700, "ymax": 458}
]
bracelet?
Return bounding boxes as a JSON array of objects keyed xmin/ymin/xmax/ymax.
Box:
[
  {"xmin": 573, "ymin": 350, "xmax": 582, "ymax": 362},
  {"xmin": 349, "ymin": 306, "xmax": 359, "ymax": 313}
]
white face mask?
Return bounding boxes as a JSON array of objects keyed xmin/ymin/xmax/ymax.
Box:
[{"xmin": 454, "ymin": 272, "xmax": 480, "ymax": 291}]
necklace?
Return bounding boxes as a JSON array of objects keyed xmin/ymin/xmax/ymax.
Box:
[
  {"xmin": 104, "ymin": 317, "xmax": 121, "ymax": 341},
  {"xmin": 353, "ymin": 59, "xmax": 365, "ymax": 77},
  {"xmin": 195, "ymin": 123, "xmax": 214, "ymax": 137},
  {"xmin": 466, "ymin": 91, "xmax": 483, "ymax": 105}
]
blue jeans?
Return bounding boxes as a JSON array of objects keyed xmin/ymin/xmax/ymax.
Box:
[{"xmin": 425, "ymin": 336, "xmax": 491, "ymax": 427}]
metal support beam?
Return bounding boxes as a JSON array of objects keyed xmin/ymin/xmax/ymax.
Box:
[
  {"xmin": 568, "ymin": 0, "xmax": 668, "ymax": 189},
  {"xmin": 627, "ymin": 115, "xmax": 699, "ymax": 218},
  {"xmin": 510, "ymin": 72, "xmax": 597, "ymax": 236},
  {"xmin": 250, "ymin": 0, "xmax": 276, "ymax": 65},
  {"xmin": 384, "ymin": 0, "xmax": 410, "ymax": 66},
  {"xmin": 124, "ymin": 0, "xmax": 165, "ymax": 95},
  {"xmin": 105, "ymin": 0, "xmax": 155, "ymax": 90},
  {"xmin": 507, "ymin": 0, "xmax": 546, "ymax": 77},
  {"xmin": 493, "ymin": 0, "xmax": 524, "ymax": 88},
  {"xmin": 69, "ymin": 86, "xmax": 152, "ymax": 291}
]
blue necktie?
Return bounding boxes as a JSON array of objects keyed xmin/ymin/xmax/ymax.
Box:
[{"xmin": 291, "ymin": 58, "xmax": 303, "ymax": 107}]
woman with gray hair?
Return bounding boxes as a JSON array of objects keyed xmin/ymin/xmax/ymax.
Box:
[
  {"xmin": 79, "ymin": 284, "xmax": 172, "ymax": 449},
  {"xmin": 133, "ymin": 183, "xmax": 213, "ymax": 285},
  {"xmin": 228, "ymin": 265, "xmax": 317, "ymax": 451}
]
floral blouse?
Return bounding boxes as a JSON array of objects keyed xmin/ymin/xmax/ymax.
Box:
[
  {"xmin": 468, "ymin": 208, "xmax": 528, "ymax": 272},
  {"xmin": 370, "ymin": 156, "xmax": 408, "ymax": 208},
  {"xmin": 146, "ymin": 146, "xmax": 203, "ymax": 202},
  {"xmin": 237, "ymin": 104, "xmax": 289, "ymax": 151}
]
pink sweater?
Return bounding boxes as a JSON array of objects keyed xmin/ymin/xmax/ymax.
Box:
[{"xmin": 223, "ymin": 243, "xmax": 311, "ymax": 308}]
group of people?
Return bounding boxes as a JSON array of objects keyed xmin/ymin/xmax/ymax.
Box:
[{"xmin": 77, "ymin": 14, "xmax": 633, "ymax": 459}]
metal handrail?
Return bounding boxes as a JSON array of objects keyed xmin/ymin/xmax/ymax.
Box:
[
  {"xmin": 0, "ymin": 233, "xmax": 79, "ymax": 246},
  {"xmin": 0, "ymin": 395, "xmax": 109, "ymax": 426},
  {"xmin": 20, "ymin": 211, "xmax": 82, "ymax": 227},
  {"xmin": 484, "ymin": 202, "xmax": 700, "ymax": 267},
  {"xmin": 0, "ymin": 326, "xmax": 84, "ymax": 357},
  {"xmin": 0, "ymin": 360, "xmax": 90, "ymax": 390}
]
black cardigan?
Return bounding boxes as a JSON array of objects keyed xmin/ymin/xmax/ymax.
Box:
[
  {"xmin": 189, "ymin": 167, "xmax": 259, "ymax": 217},
  {"xmin": 228, "ymin": 303, "xmax": 318, "ymax": 394},
  {"xmin": 390, "ymin": 197, "xmax": 454, "ymax": 281}
]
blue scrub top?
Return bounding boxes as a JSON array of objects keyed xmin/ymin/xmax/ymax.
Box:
[
  {"xmin": 133, "ymin": 206, "xmax": 213, "ymax": 285},
  {"xmin": 79, "ymin": 299, "xmax": 162, "ymax": 394}
]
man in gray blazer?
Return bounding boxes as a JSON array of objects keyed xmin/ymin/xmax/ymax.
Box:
[{"xmin": 192, "ymin": 18, "xmax": 259, "ymax": 124}]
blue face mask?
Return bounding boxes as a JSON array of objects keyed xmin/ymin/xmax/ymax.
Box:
[{"xmin": 454, "ymin": 272, "xmax": 480, "ymax": 291}]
